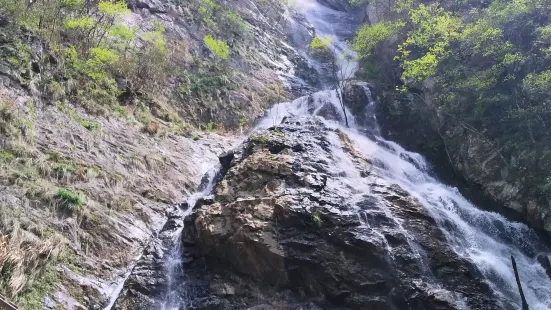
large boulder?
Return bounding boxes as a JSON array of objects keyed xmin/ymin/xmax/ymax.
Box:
[{"xmin": 183, "ymin": 116, "xmax": 503, "ymax": 309}]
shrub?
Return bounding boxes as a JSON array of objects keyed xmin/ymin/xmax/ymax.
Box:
[
  {"xmin": 203, "ymin": 34, "xmax": 229, "ymax": 60},
  {"xmin": 56, "ymin": 188, "xmax": 85, "ymax": 211},
  {"xmin": 200, "ymin": 121, "xmax": 215, "ymax": 132},
  {"xmin": 79, "ymin": 120, "xmax": 101, "ymax": 131},
  {"xmin": 225, "ymin": 11, "xmax": 247, "ymax": 34},
  {"xmin": 0, "ymin": 152, "xmax": 15, "ymax": 162},
  {"xmin": 250, "ymin": 135, "xmax": 269, "ymax": 144}
]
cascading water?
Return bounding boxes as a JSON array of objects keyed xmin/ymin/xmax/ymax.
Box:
[
  {"xmin": 123, "ymin": 1, "xmax": 551, "ymax": 309},
  {"xmin": 255, "ymin": 89, "xmax": 551, "ymax": 310},
  {"xmin": 159, "ymin": 168, "xmax": 219, "ymax": 310},
  {"xmin": 287, "ymin": 0, "xmax": 359, "ymax": 82},
  {"xmin": 275, "ymin": 4, "xmax": 550, "ymax": 307}
]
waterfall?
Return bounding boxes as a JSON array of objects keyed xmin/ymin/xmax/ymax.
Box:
[
  {"xmin": 159, "ymin": 168, "xmax": 219, "ymax": 310},
  {"xmin": 255, "ymin": 88, "xmax": 551, "ymax": 310},
  {"xmin": 114, "ymin": 1, "xmax": 550, "ymax": 309},
  {"xmin": 287, "ymin": 0, "xmax": 359, "ymax": 84}
]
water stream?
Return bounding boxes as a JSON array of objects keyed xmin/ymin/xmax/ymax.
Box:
[
  {"xmin": 159, "ymin": 168, "xmax": 219, "ymax": 310},
  {"xmin": 115, "ymin": 0, "xmax": 551, "ymax": 309},
  {"xmin": 287, "ymin": 0, "xmax": 358, "ymax": 82},
  {"xmin": 256, "ymin": 88, "xmax": 551, "ymax": 310}
]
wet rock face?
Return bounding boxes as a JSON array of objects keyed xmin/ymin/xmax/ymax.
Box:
[
  {"xmin": 375, "ymin": 92, "xmax": 551, "ymax": 237},
  {"xmin": 343, "ymin": 81, "xmax": 379, "ymax": 131},
  {"xmin": 184, "ymin": 116, "xmax": 502, "ymax": 309},
  {"xmin": 112, "ymin": 204, "xmax": 190, "ymax": 310}
]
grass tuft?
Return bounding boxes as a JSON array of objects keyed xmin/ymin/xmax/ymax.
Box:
[
  {"xmin": 250, "ymin": 135, "xmax": 269, "ymax": 144},
  {"xmin": 55, "ymin": 188, "xmax": 85, "ymax": 211},
  {"xmin": 79, "ymin": 120, "xmax": 101, "ymax": 131}
]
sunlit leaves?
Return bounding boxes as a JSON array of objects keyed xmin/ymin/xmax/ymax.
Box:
[
  {"xmin": 97, "ymin": 0, "xmax": 130, "ymax": 15},
  {"xmin": 523, "ymin": 70, "xmax": 551, "ymax": 96},
  {"xmin": 309, "ymin": 35, "xmax": 333, "ymax": 52},
  {"xmin": 460, "ymin": 20, "xmax": 503, "ymax": 57},
  {"xmin": 64, "ymin": 17, "xmax": 95, "ymax": 30},
  {"xmin": 396, "ymin": 4, "xmax": 461, "ymax": 82},
  {"xmin": 89, "ymin": 48, "xmax": 119, "ymax": 65},
  {"xmin": 109, "ymin": 25, "xmax": 136, "ymax": 41},
  {"xmin": 353, "ymin": 22, "xmax": 403, "ymax": 59},
  {"xmin": 203, "ymin": 34, "xmax": 229, "ymax": 60},
  {"xmin": 60, "ymin": 0, "xmax": 84, "ymax": 9}
]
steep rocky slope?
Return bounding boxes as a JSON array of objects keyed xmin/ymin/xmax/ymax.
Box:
[
  {"xmin": 113, "ymin": 114, "xmax": 514, "ymax": 309},
  {"xmin": 123, "ymin": 0, "xmax": 322, "ymax": 127},
  {"xmin": 0, "ymin": 80, "xmax": 237, "ymax": 309},
  {"xmin": 0, "ymin": 0, "xmax": 330, "ymax": 307},
  {"xmin": 187, "ymin": 116, "xmax": 503, "ymax": 309}
]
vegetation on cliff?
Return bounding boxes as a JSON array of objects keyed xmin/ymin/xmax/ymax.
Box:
[
  {"xmin": 0, "ymin": 0, "xmax": 292, "ymax": 307},
  {"xmin": 352, "ymin": 0, "xmax": 551, "ymax": 214}
]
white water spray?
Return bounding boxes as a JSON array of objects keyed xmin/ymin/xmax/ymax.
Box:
[
  {"xmin": 256, "ymin": 87, "xmax": 551, "ymax": 310},
  {"xmin": 159, "ymin": 168, "xmax": 219, "ymax": 310}
]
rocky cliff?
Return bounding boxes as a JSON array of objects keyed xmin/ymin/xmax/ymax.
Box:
[
  {"xmin": 0, "ymin": 0, "xmax": 328, "ymax": 307},
  {"xmin": 113, "ymin": 114, "xmax": 518, "ymax": 309},
  {"xmin": 353, "ymin": 0, "xmax": 551, "ymax": 239},
  {"xmin": 374, "ymin": 91, "xmax": 551, "ymax": 239}
]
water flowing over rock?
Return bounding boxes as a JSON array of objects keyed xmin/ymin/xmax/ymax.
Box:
[
  {"xmin": 184, "ymin": 115, "xmax": 503, "ymax": 309},
  {"xmin": 109, "ymin": 0, "xmax": 551, "ymax": 308},
  {"xmin": 112, "ymin": 87, "xmax": 551, "ymax": 310}
]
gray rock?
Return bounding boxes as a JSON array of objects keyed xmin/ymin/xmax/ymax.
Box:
[{"xmin": 175, "ymin": 116, "xmax": 502, "ymax": 310}]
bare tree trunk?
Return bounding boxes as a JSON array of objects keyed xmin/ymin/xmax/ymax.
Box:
[
  {"xmin": 332, "ymin": 55, "xmax": 349, "ymax": 127},
  {"xmin": 336, "ymin": 84, "xmax": 349, "ymax": 127},
  {"xmin": 511, "ymin": 255, "xmax": 529, "ymax": 310}
]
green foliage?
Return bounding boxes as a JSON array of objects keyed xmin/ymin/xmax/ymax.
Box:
[
  {"xmin": 523, "ymin": 70, "xmax": 551, "ymax": 96},
  {"xmin": 63, "ymin": 16, "xmax": 95, "ymax": 30},
  {"xmin": 97, "ymin": 0, "xmax": 130, "ymax": 15},
  {"xmin": 203, "ymin": 34, "xmax": 229, "ymax": 60},
  {"xmin": 200, "ymin": 121, "xmax": 215, "ymax": 132},
  {"xmin": 238, "ymin": 118, "xmax": 247, "ymax": 127},
  {"xmin": 109, "ymin": 25, "xmax": 136, "ymax": 41},
  {"xmin": 56, "ymin": 188, "xmax": 85, "ymax": 209},
  {"xmin": 192, "ymin": 135, "xmax": 202, "ymax": 141},
  {"xmin": 353, "ymin": 22, "xmax": 403, "ymax": 59},
  {"xmin": 0, "ymin": 0, "xmax": 169, "ymax": 111},
  {"xmin": 0, "ymin": 152, "xmax": 15, "ymax": 162},
  {"xmin": 312, "ymin": 212, "xmax": 323, "ymax": 227},
  {"xmin": 178, "ymin": 72, "xmax": 232, "ymax": 97},
  {"xmin": 52, "ymin": 160, "xmax": 76, "ymax": 179},
  {"xmin": 250, "ymin": 135, "xmax": 269, "ymax": 144},
  {"xmin": 225, "ymin": 11, "xmax": 247, "ymax": 33},
  {"xmin": 396, "ymin": 3, "xmax": 461, "ymax": 82},
  {"xmin": 198, "ymin": 0, "xmax": 220, "ymax": 30},
  {"xmin": 14, "ymin": 263, "xmax": 58, "ymax": 310},
  {"xmin": 309, "ymin": 35, "xmax": 332, "ymax": 52},
  {"xmin": 353, "ymin": 0, "xmax": 551, "ymax": 204},
  {"xmin": 79, "ymin": 120, "xmax": 101, "ymax": 131}
]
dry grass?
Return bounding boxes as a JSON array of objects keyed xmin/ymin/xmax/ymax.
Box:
[
  {"xmin": 0, "ymin": 98, "xmax": 16, "ymax": 138},
  {"xmin": 7, "ymin": 140, "xmax": 38, "ymax": 158},
  {"xmin": 0, "ymin": 207, "xmax": 66, "ymax": 298},
  {"xmin": 142, "ymin": 120, "xmax": 160, "ymax": 135}
]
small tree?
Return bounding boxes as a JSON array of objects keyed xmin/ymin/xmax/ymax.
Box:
[{"xmin": 308, "ymin": 35, "xmax": 356, "ymax": 127}]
